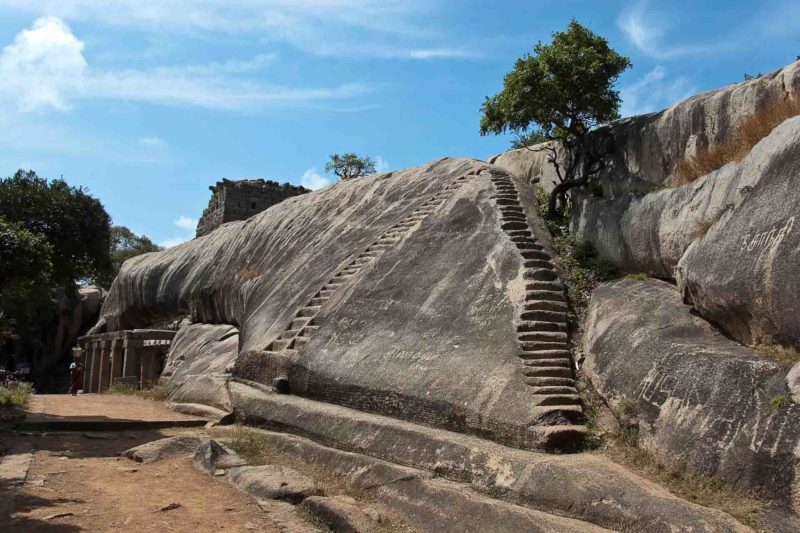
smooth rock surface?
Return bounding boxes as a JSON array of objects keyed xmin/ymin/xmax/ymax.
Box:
[
  {"xmin": 298, "ymin": 496, "xmax": 380, "ymax": 533},
  {"xmin": 227, "ymin": 464, "xmax": 319, "ymax": 504},
  {"xmin": 583, "ymin": 278, "xmax": 800, "ymax": 508},
  {"xmin": 193, "ymin": 439, "xmax": 247, "ymax": 474},
  {"xmin": 122, "ymin": 435, "xmax": 207, "ymax": 463}
]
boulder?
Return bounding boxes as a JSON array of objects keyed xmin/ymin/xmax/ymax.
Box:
[
  {"xmin": 122, "ymin": 435, "xmax": 207, "ymax": 463},
  {"xmin": 193, "ymin": 439, "xmax": 247, "ymax": 474},
  {"xmin": 226, "ymin": 465, "xmax": 319, "ymax": 504},
  {"xmin": 583, "ymin": 278, "xmax": 800, "ymax": 508}
]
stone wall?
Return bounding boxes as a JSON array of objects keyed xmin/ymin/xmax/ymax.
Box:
[{"xmin": 196, "ymin": 178, "xmax": 309, "ymax": 237}]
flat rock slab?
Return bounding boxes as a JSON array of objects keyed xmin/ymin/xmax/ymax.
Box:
[
  {"xmin": 23, "ymin": 394, "xmax": 208, "ymax": 432},
  {"xmin": 227, "ymin": 464, "xmax": 320, "ymax": 504},
  {"xmin": 0, "ymin": 450, "xmax": 33, "ymax": 488},
  {"xmin": 123, "ymin": 435, "xmax": 208, "ymax": 463}
]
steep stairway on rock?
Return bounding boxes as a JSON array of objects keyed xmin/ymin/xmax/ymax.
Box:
[
  {"xmin": 242, "ymin": 171, "xmax": 477, "ymax": 390},
  {"xmin": 490, "ymin": 173, "xmax": 586, "ymax": 433}
]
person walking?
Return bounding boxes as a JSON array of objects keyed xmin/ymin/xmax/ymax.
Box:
[{"xmin": 69, "ymin": 361, "xmax": 82, "ymax": 396}]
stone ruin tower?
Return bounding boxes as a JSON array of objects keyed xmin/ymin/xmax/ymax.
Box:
[{"xmin": 196, "ymin": 178, "xmax": 309, "ymax": 237}]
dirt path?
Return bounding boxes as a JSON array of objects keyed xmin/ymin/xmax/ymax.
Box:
[{"xmin": 0, "ymin": 395, "xmax": 291, "ymax": 532}]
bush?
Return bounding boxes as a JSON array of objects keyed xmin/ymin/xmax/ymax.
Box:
[
  {"xmin": 669, "ymin": 96, "xmax": 800, "ymax": 186},
  {"xmin": 0, "ymin": 382, "xmax": 33, "ymax": 409}
]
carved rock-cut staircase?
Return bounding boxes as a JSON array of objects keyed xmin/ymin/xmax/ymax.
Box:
[
  {"xmin": 489, "ymin": 173, "xmax": 586, "ymax": 443},
  {"xmin": 255, "ymin": 172, "xmax": 476, "ymax": 391}
]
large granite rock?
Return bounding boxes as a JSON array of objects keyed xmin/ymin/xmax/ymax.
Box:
[
  {"xmin": 93, "ymin": 158, "xmax": 580, "ymax": 450},
  {"xmin": 491, "ymin": 61, "xmax": 800, "ymax": 193},
  {"xmin": 583, "ymin": 278, "xmax": 800, "ymax": 509},
  {"xmin": 570, "ymin": 116, "xmax": 800, "ymax": 347}
]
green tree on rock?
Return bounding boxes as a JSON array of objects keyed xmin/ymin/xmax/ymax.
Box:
[
  {"xmin": 480, "ymin": 20, "xmax": 631, "ymax": 217},
  {"xmin": 325, "ymin": 153, "xmax": 376, "ymax": 181}
]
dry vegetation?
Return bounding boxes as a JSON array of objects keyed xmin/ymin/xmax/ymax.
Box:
[
  {"xmin": 107, "ymin": 382, "xmax": 171, "ymax": 401},
  {"xmin": 752, "ymin": 344, "xmax": 800, "ymax": 368},
  {"xmin": 669, "ymin": 96, "xmax": 800, "ymax": 186}
]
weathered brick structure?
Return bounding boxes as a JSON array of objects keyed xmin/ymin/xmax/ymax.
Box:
[{"xmin": 196, "ymin": 178, "xmax": 309, "ymax": 237}]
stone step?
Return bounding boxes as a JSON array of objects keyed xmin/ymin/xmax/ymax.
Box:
[
  {"xmin": 525, "ymin": 290, "xmax": 565, "ymax": 302},
  {"xmin": 501, "ymin": 212, "xmax": 527, "ymax": 220},
  {"xmin": 520, "ymin": 366, "xmax": 573, "ymax": 379},
  {"xmin": 523, "ymin": 300, "xmax": 569, "ymax": 313},
  {"xmin": 375, "ymin": 238, "xmax": 399, "ymax": 246},
  {"xmin": 309, "ymin": 297, "xmax": 328, "ymax": 307},
  {"xmin": 520, "ymin": 309, "xmax": 568, "ymax": 323},
  {"xmin": 494, "ymin": 194, "xmax": 519, "ymax": 201},
  {"xmin": 290, "ymin": 318, "xmax": 312, "ymax": 330},
  {"xmin": 525, "ymin": 376, "xmax": 575, "ymax": 387},
  {"xmin": 270, "ymin": 339, "xmax": 292, "ymax": 351},
  {"xmin": 360, "ymin": 251, "xmax": 381, "ymax": 258},
  {"xmin": 302, "ymin": 325, "xmax": 320, "ymax": 335},
  {"xmin": 501, "ymin": 221, "xmax": 529, "ymax": 231},
  {"xmin": 498, "ymin": 205, "xmax": 524, "ymax": 213},
  {"xmin": 525, "ymin": 281, "xmax": 563, "ymax": 292},
  {"xmin": 515, "ymin": 242, "xmax": 544, "ymax": 251},
  {"xmin": 523, "ymin": 259, "xmax": 555, "ymax": 270},
  {"xmin": 521, "ymin": 349, "xmax": 572, "ymax": 359},
  {"xmin": 519, "ymin": 249, "xmax": 550, "ymax": 260},
  {"xmin": 494, "ymin": 198, "xmax": 519, "ymax": 206},
  {"xmin": 292, "ymin": 336, "xmax": 310, "ymax": 350},
  {"xmin": 534, "ymin": 394, "xmax": 582, "ymax": 406},
  {"xmin": 523, "ymin": 269, "xmax": 559, "ymax": 282},
  {"xmin": 507, "ymin": 229, "xmax": 533, "ymax": 238},
  {"xmin": 516, "ymin": 321, "xmax": 567, "ymax": 333},
  {"xmin": 519, "ymin": 341, "xmax": 569, "ymax": 353},
  {"xmin": 326, "ymin": 278, "xmax": 348, "ymax": 286},
  {"xmin": 517, "ymin": 331, "xmax": 567, "ymax": 343},
  {"xmin": 352, "ymin": 257, "xmax": 374, "ymax": 266},
  {"xmin": 520, "ymin": 358, "xmax": 571, "ymax": 368},
  {"xmin": 297, "ymin": 306, "xmax": 321, "ymax": 318},
  {"xmin": 318, "ymin": 289, "xmax": 335, "ymax": 298},
  {"xmin": 279, "ymin": 329, "xmax": 301, "ymax": 340},
  {"xmin": 528, "ymin": 386, "xmax": 578, "ymax": 395},
  {"xmin": 367, "ymin": 243, "xmax": 393, "ymax": 251}
]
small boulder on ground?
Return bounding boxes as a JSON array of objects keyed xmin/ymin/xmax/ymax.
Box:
[
  {"xmin": 193, "ymin": 439, "xmax": 247, "ymax": 474},
  {"xmin": 227, "ymin": 465, "xmax": 319, "ymax": 504},
  {"xmin": 122, "ymin": 435, "xmax": 207, "ymax": 463}
]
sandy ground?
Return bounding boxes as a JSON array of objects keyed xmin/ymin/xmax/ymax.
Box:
[{"xmin": 0, "ymin": 395, "xmax": 299, "ymax": 532}]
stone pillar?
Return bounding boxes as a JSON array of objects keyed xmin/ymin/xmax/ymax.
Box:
[
  {"xmin": 122, "ymin": 337, "xmax": 143, "ymax": 388},
  {"xmin": 88, "ymin": 341, "xmax": 102, "ymax": 393},
  {"xmin": 109, "ymin": 339, "xmax": 124, "ymax": 386},
  {"xmin": 141, "ymin": 346, "xmax": 161, "ymax": 389},
  {"xmin": 97, "ymin": 340, "xmax": 112, "ymax": 392}
]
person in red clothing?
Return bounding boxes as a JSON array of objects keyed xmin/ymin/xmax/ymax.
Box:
[{"xmin": 69, "ymin": 361, "xmax": 82, "ymax": 396}]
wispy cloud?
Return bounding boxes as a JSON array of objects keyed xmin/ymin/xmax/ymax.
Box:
[
  {"xmin": 617, "ymin": 2, "xmax": 732, "ymax": 59},
  {"xmin": 138, "ymin": 136, "xmax": 167, "ymax": 148},
  {"xmin": 0, "ymin": 17, "xmax": 371, "ymax": 113},
  {"xmin": 0, "ymin": 1, "xmax": 474, "ymax": 60},
  {"xmin": 160, "ymin": 214, "xmax": 197, "ymax": 247},
  {"xmin": 299, "ymin": 167, "xmax": 332, "ymax": 190},
  {"xmin": 620, "ymin": 65, "xmax": 696, "ymax": 117},
  {"xmin": 374, "ymin": 155, "xmax": 390, "ymax": 173}
]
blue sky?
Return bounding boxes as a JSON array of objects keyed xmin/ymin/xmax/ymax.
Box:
[{"xmin": 0, "ymin": 1, "xmax": 797, "ymax": 246}]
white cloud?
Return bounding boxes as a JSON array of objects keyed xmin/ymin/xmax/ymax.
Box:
[
  {"xmin": 0, "ymin": 16, "xmax": 86, "ymax": 112},
  {"xmin": 0, "ymin": 17, "xmax": 372, "ymax": 113},
  {"xmin": 138, "ymin": 136, "xmax": 166, "ymax": 148},
  {"xmin": 300, "ymin": 167, "xmax": 332, "ymax": 190},
  {"xmin": 173, "ymin": 215, "xmax": 197, "ymax": 231},
  {"xmin": 160, "ymin": 236, "xmax": 189, "ymax": 248},
  {"xmin": 374, "ymin": 156, "xmax": 390, "ymax": 173},
  {"xmin": 620, "ymin": 65, "xmax": 696, "ymax": 117},
  {"xmin": 617, "ymin": 2, "xmax": 731, "ymax": 59},
  {"xmin": 0, "ymin": 1, "xmax": 472, "ymax": 60}
]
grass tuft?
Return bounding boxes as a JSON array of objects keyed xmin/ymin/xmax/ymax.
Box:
[
  {"xmin": 0, "ymin": 382, "xmax": 33, "ymax": 409},
  {"xmin": 669, "ymin": 96, "xmax": 800, "ymax": 186},
  {"xmin": 752, "ymin": 344, "xmax": 800, "ymax": 368}
]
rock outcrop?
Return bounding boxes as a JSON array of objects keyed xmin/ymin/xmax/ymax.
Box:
[
  {"xmin": 94, "ymin": 158, "xmax": 586, "ymax": 450},
  {"xmin": 583, "ymin": 278, "xmax": 800, "ymax": 509},
  {"xmin": 491, "ymin": 61, "xmax": 800, "ymax": 193}
]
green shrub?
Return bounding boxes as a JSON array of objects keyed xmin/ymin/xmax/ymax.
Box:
[
  {"xmin": 0, "ymin": 382, "xmax": 33, "ymax": 409},
  {"xmin": 769, "ymin": 395, "xmax": 790, "ymax": 412}
]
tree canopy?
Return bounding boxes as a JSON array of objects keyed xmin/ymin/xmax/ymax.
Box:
[
  {"xmin": 325, "ymin": 153, "xmax": 377, "ymax": 181},
  {"xmin": 102, "ymin": 225, "xmax": 162, "ymax": 288},
  {"xmin": 479, "ymin": 20, "xmax": 631, "ymax": 215},
  {"xmin": 0, "ymin": 170, "xmax": 113, "ymax": 288}
]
